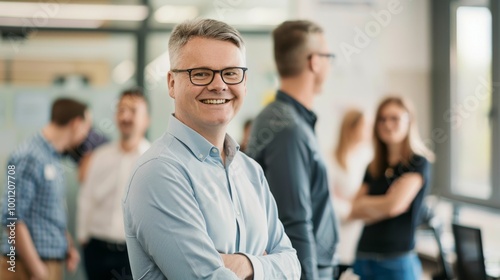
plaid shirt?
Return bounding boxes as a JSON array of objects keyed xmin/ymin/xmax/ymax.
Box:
[{"xmin": 2, "ymin": 132, "xmax": 68, "ymax": 259}]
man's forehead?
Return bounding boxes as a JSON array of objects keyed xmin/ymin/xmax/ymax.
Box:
[
  {"xmin": 118, "ymin": 96, "xmax": 147, "ymax": 107},
  {"xmin": 178, "ymin": 37, "xmax": 244, "ymax": 58},
  {"xmin": 169, "ymin": 36, "xmax": 246, "ymax": 71}
]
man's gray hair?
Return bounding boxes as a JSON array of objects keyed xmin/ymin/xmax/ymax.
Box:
[{"xmin": 168, "ymin": 18, "xmax": 245, "ymax": 68}]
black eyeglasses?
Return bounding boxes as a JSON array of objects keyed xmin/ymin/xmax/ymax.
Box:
[
  {"xmin": 308, "ymin": 53, "xmax": 336, "ymax": 62},
  {"xmin": 171, "ymin": 67, "xmax": 248, "ymax": 86}
]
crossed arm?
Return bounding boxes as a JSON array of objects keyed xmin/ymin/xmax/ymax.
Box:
[
  {"xmin": 124, "ymin": 160, "xmax": 300, "ymax": 279},
  {"xmin": 349, "ymin": 173, "xmax": 424, "ymax": 224}
]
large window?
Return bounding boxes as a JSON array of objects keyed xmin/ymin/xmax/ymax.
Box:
[
  {"xmin": 451, "ymin": 6, "xmax": 492, "ymax": 199},
  {"xmin": 433, "ymin": 0, "xmax": 500, "ymax": 209}
]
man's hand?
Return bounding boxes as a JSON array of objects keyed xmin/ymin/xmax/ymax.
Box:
[
  {"xmin": 220, "ymin": 253, "xmax": 254, "ymax": 280},
  {"xmin": 66, "ymin": 246, "xmax": 80, "ymax": 273}
]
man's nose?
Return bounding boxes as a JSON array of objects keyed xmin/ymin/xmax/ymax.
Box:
[{"xmin": 207, "ymin": 72, "xmax": 228, "ymax": 92}]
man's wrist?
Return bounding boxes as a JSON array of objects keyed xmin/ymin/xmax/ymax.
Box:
[{"xmin": 238, "ymin": 253, "xmax": 262, "ymax": 280}]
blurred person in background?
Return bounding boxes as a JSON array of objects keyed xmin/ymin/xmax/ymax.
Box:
[
  {"xmin": 123, "ymin": 18, "xmax": 300, "ymax": 279},
  {"xmin": 239, "ymin": 118, "xmax": 253, "ymax": 153},
  {"xmin": 350, "ymin": 96, "xmax": 434, "ymax": 280},
  {"xmin": 247, "ymin": 20, "xmax": 339, "ymax": 280},
  {"xmin": 66, "ymin": 127, "xmax": 109, "ymax": 183},
  {"xmin": 77, "ymin": 88, "xmax": 150, "ymax": 280},
  {"xmin": 1, "ymin": 98, "xmax": 91, "ymax": 280},
  {"xmin": 329, "ymin": 109, "xmax": 372, "ymax": 276}
]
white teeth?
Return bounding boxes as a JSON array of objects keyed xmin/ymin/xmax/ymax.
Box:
[{"xmin": 201, "ymin": 99, "xmax": 227, "ymax": 104}]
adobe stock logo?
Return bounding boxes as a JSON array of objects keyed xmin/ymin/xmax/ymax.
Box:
[{"xmin": 340, "ymin": 0, "xmax": 407, "ymax": 62}]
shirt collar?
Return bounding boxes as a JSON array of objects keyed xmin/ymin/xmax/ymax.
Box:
[
  {"xmin": 36, "ymin": 131, "xmax": 61, "ymax": 157},
  {"xmin": 276, "ymin": 90, "xmax": 317, "ymax": 129},
  {"xmin": 166, "ymin": 115, "xmax": 240, "ymax": 162}
]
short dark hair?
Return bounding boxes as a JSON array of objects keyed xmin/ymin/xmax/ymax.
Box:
[
  {"xmin": 50, "ymin": 98, "xmax": 88, "ymax": 126},
  {"xmin": 273, "ymin": 20, "xmax": 323, "ymax": 78},
  {"xmin": 119, "ymin": 87, "xmax": 149, "ymax": 111},
  {"xmin": 120, "ymin": 87, "xmax": 146, "ymax": 99}
]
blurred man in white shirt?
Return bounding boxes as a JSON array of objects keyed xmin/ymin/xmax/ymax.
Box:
[{"xmin": 77, "ymin": 88, "xmax": 150, "ymax": 280}]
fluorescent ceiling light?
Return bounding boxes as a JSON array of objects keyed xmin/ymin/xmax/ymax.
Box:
[
  {"xmin": 0, "ymin": 2, "xmax": 148, "ymax": 21},
  {"xmin": 154, "ymin": 5, "xmax": 198, "ymax": 23},
  {"xmin": 0, "ymin": 17, "xmax": 103, "ymax": 28}
]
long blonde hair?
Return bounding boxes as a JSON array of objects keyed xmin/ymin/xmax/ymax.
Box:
[
  {"xmin": 334, "ymin": 109, "xmax": 364, "ymax": 170},
  {"xmin": 368, "ymin": 96, "xmax": 435, "ymax": 178}
]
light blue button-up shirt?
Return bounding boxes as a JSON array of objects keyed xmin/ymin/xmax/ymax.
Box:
[{"xmin": 123, "ymin": 115, "xmax": 300, "ymax": 279}]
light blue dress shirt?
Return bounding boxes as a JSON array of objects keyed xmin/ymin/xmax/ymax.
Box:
[{"xmin": 123, "ymin": 115, "xmax": 300, "ymax": 280}]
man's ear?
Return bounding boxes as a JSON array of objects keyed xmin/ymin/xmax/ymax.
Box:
[
  {"xmin": 167, "ymin": 71, "xmax": 175, "ymax": 99},
  {"xmin": 69, "ymin": 116, "xmax": 83, "ymax": 130},
  {"xmin": 309, "ymin": 55, "xmax": 321, "ymax": 74},
  {"xmin": 243, "ymin": 73, "xmax": 248, "ymax": 85},
  {"xmin": 242, "ymin": 74, "xmax": 248, "ymax": 96}
]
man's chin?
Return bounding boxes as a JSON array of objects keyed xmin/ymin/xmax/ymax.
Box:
[{"xmin": 120, "ymin": 133, "xmax": 133, "ymax": 141}]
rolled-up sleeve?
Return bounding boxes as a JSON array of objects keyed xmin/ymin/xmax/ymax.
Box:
[{"xmin": 123, "ymin": 159, "xmax": 239, "ymax": 280}]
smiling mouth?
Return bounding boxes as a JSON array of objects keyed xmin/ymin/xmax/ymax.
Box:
[{"xmin": 200, "ymin": 99, "xmax": 229, "ymax": 105}]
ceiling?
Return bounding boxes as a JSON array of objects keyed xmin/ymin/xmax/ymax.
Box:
[{"xmin": 0, "ymin": 0, "xmax": 291, "ymax": 30}]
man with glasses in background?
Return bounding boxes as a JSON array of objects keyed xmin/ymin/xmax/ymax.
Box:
[
  {"xmin": 123, "ymin": 18, "xmax": 300, "ymax": 279},
  {"xmin": 247, "ymin": 20, "xmax": 339, "ymax": 280}
]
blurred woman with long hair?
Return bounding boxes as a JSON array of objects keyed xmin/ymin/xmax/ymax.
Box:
[
  {"xmin": 350, "ymin": 96, "xmax": 434, "ymax": 280},
  {"xmin": 330, "ymin": 109, "xmax": 372, "ymax": 274}
]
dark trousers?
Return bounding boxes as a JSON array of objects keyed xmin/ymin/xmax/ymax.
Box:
[
  {"xmin": 338, "ymin": 264, "xmax": 351, "ymax": 277},
  {"xmin": 83, "ymin": 238, "xmax": 132, "ymax": 280}
]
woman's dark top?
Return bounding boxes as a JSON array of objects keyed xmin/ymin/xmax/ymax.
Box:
[{"xmin": 357, "ymin": 154, "xmax": 430, "ymax": 255}]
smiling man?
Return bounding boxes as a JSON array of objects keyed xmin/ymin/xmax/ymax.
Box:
[
  {"xmin": 78, "ymin": 89, "xmax": 150, "ymax": 280},
  {"xmin": 122, "ymin": 19, "xmax": 300, "ymax": 280}
]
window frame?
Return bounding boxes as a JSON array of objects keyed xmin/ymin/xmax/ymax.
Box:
[{"xmin": 432, "ymin": 0, "xmax": 500, "ymax": 209}]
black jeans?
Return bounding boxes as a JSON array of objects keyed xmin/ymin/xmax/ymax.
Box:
[{"xmin": 83, "ymin": 238, "xmax": 132, "ymax": 280}]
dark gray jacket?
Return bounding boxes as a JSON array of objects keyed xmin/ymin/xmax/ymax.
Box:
[{"xmin": 247, "ymin": 90, "xmax": 339, "ymax": 280}]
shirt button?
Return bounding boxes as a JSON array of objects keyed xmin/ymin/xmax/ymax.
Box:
[
  {"xmin": 198, "ymin": 154, "xmax": 203, "ymax": 159},
  {"xmin": 236, "ymin": 210, "xmax": 241, "ymax": 216},
  {"xmin": 211, "ymin": 148, "xmax": 218, "ymax": 154}
]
